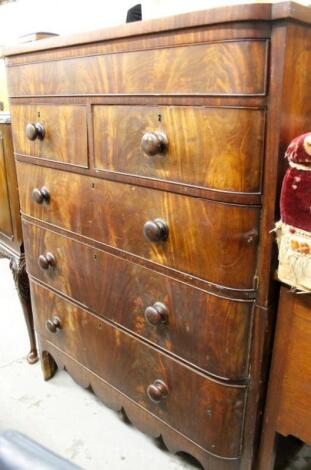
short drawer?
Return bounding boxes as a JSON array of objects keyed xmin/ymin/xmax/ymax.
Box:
[
  {"xmin": 31, "ymin": 281, "xmax": 247, "ymax": 458},
  {"xmin": 11, "ymin": 105, "xmax": 88, "ymax": 167},
  {"xmin": 7, "ymin": 40, "xmax": 267, "ymax": 97},
  {"xmin": 24, "ymin": 221, "xmax": 254, "ymax": 380},
  {"xmin": 93, "ymin": 106, "xmax": 264, "ymax": 194},
  {"xmin": 17, "ymin": 162, "xmax": 260, "ymax": 290}
]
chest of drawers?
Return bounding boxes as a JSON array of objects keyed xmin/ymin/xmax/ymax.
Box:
[{"xmin": 4, "ymin": 3, "xmax": 311, "ymax": 469}]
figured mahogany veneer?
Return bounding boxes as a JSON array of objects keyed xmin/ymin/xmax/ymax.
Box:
[
  {"xmin": 16, "ymin": 162, "xmax": 260, "ymax": 290},
  {"xmin": 23, "ymin": 221, "xmax": 254, "ymax": 380},
  {"xmin": 31, "ymin": 281, "xmax": 246, "ymax": 459},
  {"xmin": 7, "ymin": 40, "xmax": 267, "ymax": 97},
  {"xmin": 5, "ymin": 3, "xmax": 311, "ymax": 469},
  {"xmin": 11, "ymin": 104, "xmax": 88, "ymax": 167},
  {"xmin": 93, "ymin": 105, "xmax": 265, "ymax": 193}
]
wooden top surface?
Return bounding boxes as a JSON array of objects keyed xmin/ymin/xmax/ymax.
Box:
[{"xmin": 3, "ymin": 2, "xmax": 311, "ymax": 57}]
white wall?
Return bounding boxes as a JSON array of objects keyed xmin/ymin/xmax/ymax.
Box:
[
  {"xmin": 0, "ymin": 0, "xmax": 310, "ymax": 47},
  {"xmin": 0, "ymin": 0, "xmax": 133, "ymax": 47}
]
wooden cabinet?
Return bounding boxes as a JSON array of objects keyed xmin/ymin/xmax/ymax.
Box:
[
  {"xmin": 0, "ymin": 115, "xmax": 21, "ymax": 252},
  {"xmin": 0, "ymin": 114, "xmax": 37, "ymax": 364},
  {"xmin": 258, "ymin": 287, "xmax": 311, "ymax": 469},
  {"xmin": 4, "ymin": 3, "xmax": 311, "ymax": 469}
]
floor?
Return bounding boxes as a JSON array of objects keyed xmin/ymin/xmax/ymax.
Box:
[
  {"xmin": 0, "ymin": 258, "xmax": 199, "ymax": 470},
  {"xmin": 2, "ymin": 258, "xmax": 310, "ymax": 470}
]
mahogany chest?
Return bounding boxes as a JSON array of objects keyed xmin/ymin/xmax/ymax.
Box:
[{"xmin": 4, "ymin": 3, "xmax": 311, "ymax": 469}]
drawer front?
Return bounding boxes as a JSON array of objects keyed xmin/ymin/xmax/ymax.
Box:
[
  {"xmin": 31, "ymin": 281, "xmax": 246, "ymax": 458},
  {"xmin": 17, "ymin": 163, "xmax": 259, "ymax": 289},
  {"xmin": 24, "ymin": 221, "xmax": 253, "ymax": 380},
  {"xmin": 11, "ymin": 105, "xmax": 88, "ymax": 167},
  {"xmin": 94, "ymin": 106, "xmax": 264, "ymax": 194},
  {"xmin": 8, "ymin": 41, "xmax": 267, "ymax": 96}
]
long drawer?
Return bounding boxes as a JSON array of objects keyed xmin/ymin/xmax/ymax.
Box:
[
  {"xmin": 7, "ymin": 40, "xmax": 267, "ymax": 97},
  {"xmin": 17, "ymin": 162, "xmax": 260, "ymax": 290},
  {"xmin": 31, "ymin": 281, "xmax": 247, "ymax": 458},
  {"xmin": 93, "ymin": 105, "xmax": 264, "ymax": 194},
  {"xmin": 11, "ymin": 104, "xmax": 88, "ymax": 167},
  {"xmin": 23, "ymin": 221, "xmax": 254, "ymax": 380}
]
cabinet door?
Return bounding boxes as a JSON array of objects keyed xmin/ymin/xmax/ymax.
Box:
[{"xmin": 0, "ymin": 134, "xmax": 13, "ymax": 239}]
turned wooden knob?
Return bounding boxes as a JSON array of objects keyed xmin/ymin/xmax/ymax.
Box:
[
  {"xmin": 32, "ymin": 187, "xmax": 50, "ymax": 204},
  {"xmin": 143, "ymin": 219, "xmax": 168, "ymax": 242},
  {"xmin": 145, "ymin": 302, "xmax": 168, "ymax": 326},
  {"xmin": 38, "ymin": 252, "xmax": 56, "ymax": 270},
  {"xmin": 147, "ymin": 380, "xmax": 168, "ymax": 403},
  {"xmin": 46, "ymin": 316, "xmax": 61, "ymax": 333},
  {"xmin": 141, "ymin": 131, "xmax": 167, "ymax": 156},
  {"xmin": 26, "ymin": 122, "xmax": 45, "ymax": 141}
]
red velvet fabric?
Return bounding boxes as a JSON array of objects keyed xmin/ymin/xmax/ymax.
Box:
[
  {"xmin": 280, "ymin": 167, "xmax": 311, "ymax": 232},
  {"xmin": 285, "ymin": 132, "xmax": 311, "ymax": 164}
]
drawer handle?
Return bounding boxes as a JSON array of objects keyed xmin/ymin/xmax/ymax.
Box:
[
  {"xmin": 143, "ymin": 219, "xmax": 168, "ymax": 243},
  {"xmin": 46, "ymin": 316, "xmax": 62, "ymax": 333},
  {"xmin": 26, "ymin": 122, "xmax": 45, "ymax": 141},
  {"xmin": 32, "ymin": 187, "xmax": 50, "ymax": 204},
  {"xmin": 147, "ymin": 380, "xmax": 168, "ymax": 403},
  {"xmin": 38, "ymin": 252, "xmax": 56, "ymax": 270},
  {"xmin": 141, "ymin": 131, "xmax": 167, "ymax": 156},
  {"xmin": 144, "ymin": 302, "xmax": 168, "ymax": 326}
]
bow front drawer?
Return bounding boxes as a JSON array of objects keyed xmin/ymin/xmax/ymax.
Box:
[
  {"xmin": 11, "ymin": 104, "xmax": 88, "ymax": 167},
  {"xmin": 31, "ymin": 281, "xmax": 246, "ymax": 458},
  {"xmin": 93, "ymin": 106, "xmax": 265, "ymax": 194},
  {"xmin": 17, "ymin": 162, "xmax": 260, "ymax": 290},
  {"xmin": 7, "ymin": 40, "xmax": 267, "ymax": 97},
  {"xmin": 23, "ymin": 221, "xmax": 254, "ymax": 380}
]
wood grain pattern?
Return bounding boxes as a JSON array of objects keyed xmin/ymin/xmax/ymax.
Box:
[
  {"xmin": 93, "ymin": 105, "xmax": 265, "ymax": 193},
  {"xmin": 5, "ymin": 22, "xmax": 271, "ymax": 67},
  {"xmin": 31, "ymin": 281, "xmax": 246, "ymax": 458},
  {"xmin": 11, "ymin": 104, "xmax": 88, "ymax": 167},
  {"xmin": 23, "ymin": 221, "xmax": 254, "ymax": 380},
  {"xmin": 0, "ymin": 133, "xmax": 13, "ymax": 238},
  {"xmin": 4, "ymin": 2, "xmax": 311, "ymax": 59},
  {"xmin": 240, "ymin": 19, "xmax": 311, "ymax": 470},
  {"xmin": 258, "ymin": 288, "xmax": 311, "ymax": 470},
  {"xmin": 256, "ymin": 22, "xmax": 311, "ymax": 308},
  {"xmin": 0, "ymin": 123, "xmax": 22, "ymax": 250},
  {"xmin": 275, "ymin": 293, "xmax": 311, "ymax": 442},
  {"xmin": 39, "ymin": 339, "xmax": 241, "ymax": 470},
  {"xmin": 6, "ymin": 4, "xmax": 311, "ymax": 468},
  {"xmin": 17, "ymin": 162, "xmax": 260, "ymax": 290},
  {"xmin": 7, "ymin": 41, "xmax": 267, "ymax": 97}
]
